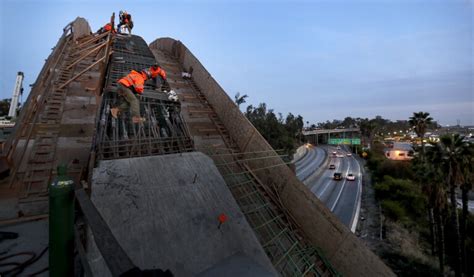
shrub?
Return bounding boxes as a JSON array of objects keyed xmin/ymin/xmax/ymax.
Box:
[{"xmin": 381, "ymin": 200, "xmax": 406, "ymax": 221}]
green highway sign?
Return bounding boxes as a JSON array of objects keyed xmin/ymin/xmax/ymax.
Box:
[{"xmin": 328, "ymin": 138, "xmax": 361, "ymax": 145}]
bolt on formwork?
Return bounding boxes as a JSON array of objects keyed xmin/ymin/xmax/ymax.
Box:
[{"xmin": 203, "ymin": 147, "xmax": 340, "ymax": 277}]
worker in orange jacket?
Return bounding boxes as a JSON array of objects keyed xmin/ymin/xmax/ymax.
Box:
[
  {"xmin": 111, "ymin": 65, "xmax": 167, "ymax": 123},
  {"xmin": 97, "ymin": 23, "xmax": 116, "ymax": 34},
  {"xmin": 149, "ymin": 64, "xmax": 168, "ymax": 89}
]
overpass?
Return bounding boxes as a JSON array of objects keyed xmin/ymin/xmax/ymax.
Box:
[
  {"xmin": 303, "ymin": 128, "xmax": 361, "ymax": 145},
  {"xmin": 0, "ymin": 17, "xmax": 393, "ymax": 276}
]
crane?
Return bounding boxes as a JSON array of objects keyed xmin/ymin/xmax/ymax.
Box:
[{"xmin": 8, "ymin": 71, "xmax": 24, "ymax": 119}]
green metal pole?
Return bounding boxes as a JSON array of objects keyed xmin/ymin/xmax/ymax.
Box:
[{"xmin": 49, "ymin": 165, "xmax": 75, "ymax": 277}]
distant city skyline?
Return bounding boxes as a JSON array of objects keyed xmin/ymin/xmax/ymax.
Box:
[{"xmin": 0, "ymin": 0, "xmax": 472, "ymax": 125}]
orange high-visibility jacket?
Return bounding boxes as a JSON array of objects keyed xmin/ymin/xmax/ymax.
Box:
[
  {"xmin": 103, "ymin": 23, "xmax": 116, "ymax": 33},
  {"xmin": 150, "ymin": 66, "xmax": 166, "ymax": 80},
  {"xmin": 118, "ymin": 70, "xmax": 148, "ymax": 94}
]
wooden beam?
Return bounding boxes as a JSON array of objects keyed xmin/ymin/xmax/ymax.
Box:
[
  {"xmin": 58, "ymin": 53, "xmax": 111, "ymax": 90},
  {"xmin": 75, "ymin": 31, "xmax": 109, "ymax": 49},
  {"xmin": 67, "ymin": 42, "xmax": 107, "ymax": 70},
  {"xmin": 75, "ymin": 188, "xmax": 137, "ymax": 276}
]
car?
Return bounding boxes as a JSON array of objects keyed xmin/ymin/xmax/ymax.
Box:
[
  {"xmin": 332, "ymin": 151, "xmax": 337, "ymax": 156},
  {"xmin": 336, "ymin": 154, "xmax": 344, "ymax": 158},
  {"xmin": 336, "ymin": 146, "xmax": 341, "ymax": 150},
  {"xmin": 333, "ymin": 172, "xmax": 342, "ymax": 180},
  {"xmin": 346, "ymin": 173, "xmax": 356, "ymax": 181},
  {"xmin": 329, "ymin": 164, "xmax": 336, "ymax": 170},
  {"xmin": 346, "ymin": 153, "xmax": 352, "ymax": 157}
]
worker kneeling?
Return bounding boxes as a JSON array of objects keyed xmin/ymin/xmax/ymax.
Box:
[{"xmin": 111, "ymin": 65, "xmax": 167, "ymax": 124}]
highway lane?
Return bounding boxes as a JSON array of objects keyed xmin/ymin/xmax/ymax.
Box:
[
  {"xmin": 295, "ymin": 146, "xmax": 326, "ymax": 181},
  {"xmin": 298, "ymin": 146, "xmax": 362, "ymax": 231}
]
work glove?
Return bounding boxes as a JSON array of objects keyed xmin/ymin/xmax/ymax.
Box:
[{"xmin": 166, "ymin": 90, "xmax": 178, "ymax": 102}]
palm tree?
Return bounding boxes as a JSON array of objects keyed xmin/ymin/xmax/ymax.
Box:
[
  {"xmin": 430, "ymin": 134, "xmax": 469, "ymax": 277},
  {"xmin": 459, "ymin": 143, "xmax": 473, "ymax": 274},
  {"xmin": 408, "ymin": 111, "xmax": 433, "ymax": 159},
  {"xmin": 359, "ymin": 118, "xmax": 377, "ymax": 149},
  {"xmin": 234, "ymin": 92, "xmax": 248, "ymax": 107},
  {"xmin": 425, "ymin": 147, "xmax": 449, "ymax": 273}
]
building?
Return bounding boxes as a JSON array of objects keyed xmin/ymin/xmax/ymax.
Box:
[{"xmin": 385, "ymin": 142, "xmax": 414, "ymax": 161}]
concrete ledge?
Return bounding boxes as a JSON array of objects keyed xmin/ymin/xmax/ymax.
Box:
[{"xmin": 87, "ymin": 152, "xmax": 276, "ymax": 276}]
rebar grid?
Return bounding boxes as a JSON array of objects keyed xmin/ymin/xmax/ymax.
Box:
[
  {"xmin": 97, "ymin": 95, "xmax": 193, "ymax": 160},
  {"xmin": 203, "ymin": 146, "xmax": 340, "ymax": 277},
  {"xmin": 96, "ymin": 35, "xmax": 194, "ymax": 160}
]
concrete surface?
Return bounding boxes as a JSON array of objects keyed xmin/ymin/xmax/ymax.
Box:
[
  {"xmin": 0, "ymin": 219, "xmax": 48, "ymax": 276},
  {"xmin": 86, "ymin": 152, "xmax": 276, "ymax": 277},
  {"xmin": 150, "ymin": 37, "xmax": 395, "ymax": 276}
]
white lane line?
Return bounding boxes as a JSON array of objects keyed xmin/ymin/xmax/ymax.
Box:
[
  {"xmin": 315, "ymin": 153, "xmax": 340, "ymax": 197},
  {"xmin": 304, "ymin": 146, "xmax": 329, "ymax": 186},
  {"xmin": 295, "ymin": 147, "xmax": 314, "ymax": 171},
  {"xmin": 330, "ymin": 154, "xmax": 351, "ymax": 212},
  {"xmin": 350, "ymin": 158, "xmax": 363, "ymax": 233},
  {"xmin": 297, "ymin": 148, "xmax": 317, "ymax": 176}
]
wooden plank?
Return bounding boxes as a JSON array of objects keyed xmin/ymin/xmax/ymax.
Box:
[{"xmin": 75, "ymin": 188, "xmax": 138, "ymax": 276}]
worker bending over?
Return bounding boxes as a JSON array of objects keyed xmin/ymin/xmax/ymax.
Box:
[{"xmin": 111, "ymin": 65, "xmax": 167, "ymax": 123}]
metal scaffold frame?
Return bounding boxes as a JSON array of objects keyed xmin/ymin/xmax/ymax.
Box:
[{"xmin": 203, "ymin": 146, "xmax": 340, "ymax": 277}]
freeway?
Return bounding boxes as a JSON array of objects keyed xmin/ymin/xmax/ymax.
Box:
[
  {"xmin": 295, "ymin": 146, "xmax": 327, "ymax": 181},
  {"xmin": 295, "ymin": 145, "xmax": 362, "ymax": 232}
]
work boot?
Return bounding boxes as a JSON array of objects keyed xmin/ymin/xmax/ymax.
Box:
[
  {"xmin": 132, "ymin": 116, "xmax": 146, "ymax": 124},
  {"xmin": 110, "ymin": 108, "xmax": 119, "ymax": 118}
]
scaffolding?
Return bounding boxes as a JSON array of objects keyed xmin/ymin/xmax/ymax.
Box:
[{"xmin": 203, "ymin": 146, "xmax": 339, "ymax": 276}]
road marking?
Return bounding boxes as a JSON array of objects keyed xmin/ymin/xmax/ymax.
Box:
[
  {"xmin": 350, "ymin": 157, "xmax": 363, "ymax": 233},
  {"xmin": 330, "ymin": 155, "xmax": 351, "ymax": 211},
  {"xmin": 315, "ymin": 153, "xmax": 340, "ymax": 197},
  {"xmin": 302, "ymin": 147, "xmax": 328, "ymax": 183}
]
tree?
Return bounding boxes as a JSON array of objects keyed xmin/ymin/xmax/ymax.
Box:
[
  {"xmin": 0, "ymin": 98, "xmax": 11, "ymax": 117},
  {"xmin": 234, "ymin": 92, "xmax": 248, "ymax": 108},
  {"xmin": 428, "ymin": 134, "xmax": 470, "ymax": 277},
  {"xmin": 418, "ymin": 151, "xmax": 448, "ymax": 273},
  {"xmin": 245, "ymin": 103, "xmax": 304, "ymax": 158},
  {"xmin": 409, "ymin": 112, "xmax": 433, "ymax": 159},
  {"xmin": 359, "ymin": 118, "xmax": 378, "ymax": 149},
  {"xmin": 459, "ymin": 143, "xmax": 473, "ymax": 274}
]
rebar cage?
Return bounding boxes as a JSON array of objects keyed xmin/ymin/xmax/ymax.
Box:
[{"xmin": 96, "ymin": 35, "xmax": 193, "ymax": 160}]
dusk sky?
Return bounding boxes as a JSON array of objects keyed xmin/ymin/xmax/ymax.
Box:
[{"xmin": 0, "ymin": 0, "xmax": 472, "ymax": 125}]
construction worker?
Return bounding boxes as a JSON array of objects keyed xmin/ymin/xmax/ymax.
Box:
[
  {"xmin": 149, "ymin": 64, "xmax": 168, "ymax": 89},
  {"xmin": 111, "ymin": 65, "xmax": 167, "ymax": 123},
  {"xmin": 117, "ymin": 11, "xmax": 133, "ymax": 35},
  {"xmin": 97, "ymin": 23, "xmax": 116, "ymax": 34},
  {"xmin": 111, "ymin": 70, "xmax": 147, "ymax": 123}
]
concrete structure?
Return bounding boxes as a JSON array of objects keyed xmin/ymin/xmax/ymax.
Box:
[
  {"xmin": 87, "ymin": 152, "xmax": 277, "ymax": 276},
  {"xmin": 0, "ymin": 17, "xmax": 395, "ymax": 276},
  {"xmin": 303, "ymin": 128, "xmax": 360, "ymax": 145},
  {"xmin": 1, "ymin": 18, "xmax": 106, "ymax": 217},
  {"xmin": 150, "ymin": 38, "xmax": 394, "ymax": 276}
]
